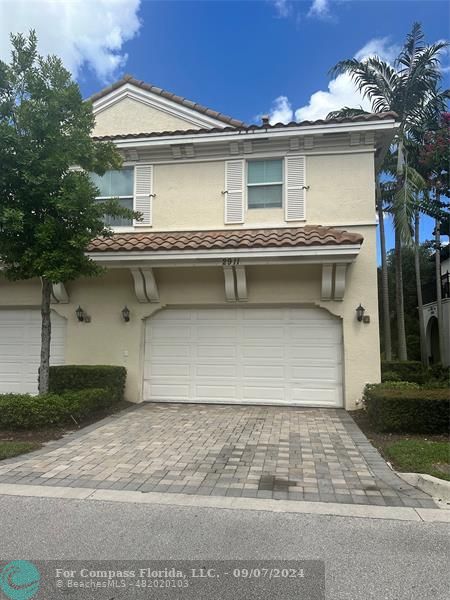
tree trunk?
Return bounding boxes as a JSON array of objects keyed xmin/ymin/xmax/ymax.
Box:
[
  {"xmin": 395, "ymin": 229, "xmax": 408, "ymax": 360},
  {"xmin": 395, "ymin": 140, "xmax": 408, "ymax": 361},
  {"xmin": 435, "ymin": 209, "xmax": 445, "ymax": 363},
  {"xmin": 377, "ymin": 182, "xmax": 392, "ymax": 360},
  {"xmin": 39, "ymin": 278, "xmax": 52, "ymax": 394},
  {"xmin": 414, "ymin": 212, "xmax": 428, "ymax": 366}
]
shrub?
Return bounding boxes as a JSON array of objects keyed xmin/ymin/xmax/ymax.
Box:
[
  {"xmin": 363, "ymin": 383, "xmax": 450, "ymax": 434},
  {"xmin": 381, "ymin": 371, "xmax": 402, "ymax": 382},
  {"xmin": 428, "ymin": 364, "xmax": 450, "ymax": 386},
  {"xmin": 381, "ymin": 361, "xmax": 426, "ymax": 384},
  {"xmin": 380, "ymin": 381, "xmax": 421, "ymax": 390},
  {"xmin": 0, "ymin": 388, "xmax": 112, "ymax": 429},
  {"xmin": 49, "ymin": 365, "xmax": 126, "ymax": 401}
]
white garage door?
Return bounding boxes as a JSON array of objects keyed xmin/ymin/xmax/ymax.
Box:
[
  {"xmin": 0, "ymin": 309, "xmax": 66, "ymax": 394},
  {"xmin": 143, "ymin": 308, "xmax": 343, "ymax": 407}
]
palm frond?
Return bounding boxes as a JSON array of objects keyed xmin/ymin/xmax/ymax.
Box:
[
  {"xmin": 392, "ymin": 165, "xmax": 427, "ymax": 244},
  {"xmin": 396, "ymin": 22, "xmax": 425, "ymax": 70},
  {"xmin": 326, "ymin": 106, "xmax": 368, "ymax": 119}
]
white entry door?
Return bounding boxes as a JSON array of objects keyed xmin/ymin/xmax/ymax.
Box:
[
  {"xmin": 143, "ymin": 307, "xmax": 343, "ymax": 407},
  {"xmin": 0, "ymin": 309, "xmax": 66, "ymax": 394}
]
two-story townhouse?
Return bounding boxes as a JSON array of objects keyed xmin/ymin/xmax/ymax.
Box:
[{"xmin": 0, "ymin": 75, "xmax": 398, "ymax": 408}]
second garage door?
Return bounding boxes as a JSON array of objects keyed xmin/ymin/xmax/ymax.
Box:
[
  {"xmin": 0, "ymin": 309, "xmax": 66, "ymax": 394},
  {"xmin": 143, "ymin": 307, "xmax": 343, "ymax": 407}
]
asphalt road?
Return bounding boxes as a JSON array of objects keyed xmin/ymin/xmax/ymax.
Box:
[{"xmin": 0, "ymin": 494, "xmax": 448, "ymax": 600}]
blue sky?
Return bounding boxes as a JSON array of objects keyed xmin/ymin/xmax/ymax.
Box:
[{"xmin": 1, "ymin": 0, "xmax": 448, "ymax": 258}]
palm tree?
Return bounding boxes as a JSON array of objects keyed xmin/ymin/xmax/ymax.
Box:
[
  {"xmin": 330, "ymin": 23, "xmax": 448, "ymax": 361},
  {"xmin": 327, "ymin": 106, "xmax": 393, "ymax": 360}
]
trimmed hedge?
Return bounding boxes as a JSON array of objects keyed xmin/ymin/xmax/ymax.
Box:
[
  {"xmin": 381, "ymin": 361, "xmax": 450, "ymax": 386},
  {"xmin": 381, "ymin": 361, "xmax": 426, "ymax": 384},
  {"xmin": 364, "ymin": 383, "xmax": 450, "ymax": 434},
  {"xmin": 49, "ymin": 365, "xmax": 126, "ymax": 401},
  {"xmin": 0, "ymin": 388, "xmax": 112, "ymax": 429}
]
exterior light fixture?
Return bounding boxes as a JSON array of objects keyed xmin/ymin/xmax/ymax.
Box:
[
  {"xmin": 356, "ymin": 304, "xmax": 365, "ymax": 322},
  {"xmin": 121, "ymin": 306, "xmax": 130, "ymax": 322},
  {"xmin": 76, "ymin": 306, "xmax": 85, "ymax": 322}
]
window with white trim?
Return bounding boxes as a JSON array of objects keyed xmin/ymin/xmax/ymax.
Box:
[
  {"xmin": 247, "ymin": 159, "xmax": 283, "ymax": 209},
  {"xmin": 90, "ymin": 168, "xmax": 134, "ymax": 226}
]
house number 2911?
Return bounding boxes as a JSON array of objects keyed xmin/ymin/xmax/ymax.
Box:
[{"xmin": 222, "ymin": 258, "xmax": 240, "ymax": 266}]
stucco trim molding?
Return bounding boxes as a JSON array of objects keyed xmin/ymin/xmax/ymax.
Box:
[
  {"xmin": 89, "ymin": 244, "xmax": 361, "ymax": 269},
  {"xmin": 93, "ymin": 84, "xmax": 230, "ymax": 130}
]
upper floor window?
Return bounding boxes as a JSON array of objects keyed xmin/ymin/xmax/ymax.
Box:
[
  {"xmin": 247, "ymin": 159, "xmax": 283, "ymax": 209},
  {"xmin": 90, "ymin": 168, "xmax": 134, "ymax": 227}
]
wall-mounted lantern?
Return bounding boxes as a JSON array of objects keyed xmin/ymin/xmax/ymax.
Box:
[
  {"xmin": 76, "ymin": 306, "xmax": 85, "ymax": 322},
  {"xmin": 121, "ymin": 306, "xmax": 131, "ymax": 322},
  {"xmin": 75, "ymin": 306, "xmax": 91, "ymax": 323},
  {"xmin": 356, "ymin": 304, "xmax": 365, "ymax": 322}
]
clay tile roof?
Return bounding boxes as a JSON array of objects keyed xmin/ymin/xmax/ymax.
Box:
[
  {"xmin": 87, "ymin": 226, "xmax": 363, "ymax": 253},
  {"xmin": 92, "ymin": 110, "xmax": 398, "ymax": 142},
  {"xmin": 89, "ymin": 74, "xmax": 247, "ymax": 129}
]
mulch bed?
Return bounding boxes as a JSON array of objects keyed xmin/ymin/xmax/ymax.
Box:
[{"xmin": 0, "ymin": 400, "xmax": 133, "ymax": 448}]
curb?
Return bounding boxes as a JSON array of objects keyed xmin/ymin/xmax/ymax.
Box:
[
  {"xmin": 0, "ymin": 483, "xmax": 449, "ymax": 524},
  {"xmin": 396, "ymin": 472, "xmax": 450, "ymax": 506}
]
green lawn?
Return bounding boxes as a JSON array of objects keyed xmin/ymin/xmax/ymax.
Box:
[
  {"xmin": 384, "ymin": 440, "xmax": 450, "ymax": 481},
  {"xmin": 0, "ymin": 441, "xmax": 40, "ymax": 460}
]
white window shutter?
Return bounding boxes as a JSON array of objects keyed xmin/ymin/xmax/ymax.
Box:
[
  {"xmin": 225, "ymin": 160, "xmax": 244, "ymax": 224},
  {"xmin": 285, "ymin": 155, "xmax": 306, "ymax": 221},
  {"xmin": 134, "ymin": 165, "xmax": 153, "ymax": 226}
]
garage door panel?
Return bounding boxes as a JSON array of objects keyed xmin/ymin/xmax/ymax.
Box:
[
  {"xmin": 241, "ymin": 346, "xmax": 284, "ymax": 359},
  {"xmin": 291, "ymin": 387, "xmax": 341, "ymax": 405},
  {"xmin": 197, "ymin": 325, "xmax": 238, "ymax": 338},
  {"xmin": 195, "ymin": 385, "xmax": 238, "ymax": 399},
  {"xmin": 290, "ymin": 365, "xmax": 340, "ymax": 380},
  {"xmin": 147, "ymin": 383, "xmax": 190, "ymax": 400},
  {"xmin": 243, "ymin": 365, "xmax": 285, "ymax": 378},
  {"xmin": 196, "ymin": 309, "xmax": 239, "ymax": 321},
  {"xmin": 147, "ymin": 325, "xmax": 192, "ymax": 340},
  {"xmin": 289, "ymin": 346, "xmax": 340, "ymax": 360},
  {"xmin": 147, "ymin": 363, "xmax": 191, "ymax": 377},
  {"xmin": 195, "ymin": 365, "xmax": 238, "ymax": 377},
  {"xmin": 242, "ymin": 325, "xmax": 284, "ymax": 339},
  {"xmin": 197, "ymin": 345, "xmax": 237, "ymax": 358},
  {"xmin": 144, "ymin": 307, "xmax": 343, "ymax": 407},
  {"xmin": 149, "ymin": 344, "xmax": 191, "ymax": 358},
  {"xmin": 242, "ymin": 386, "xmax": 285, "ymax": 401}
]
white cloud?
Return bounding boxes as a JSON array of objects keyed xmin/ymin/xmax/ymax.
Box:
[
  {"xmin": 263, "ymin": 37, "xmax": 399, "ymax": 124},
  {"xmin": 272, "ymin": 0, "xmax": 293, "ymax": 18},
  {"xmin": 294, "ymin": 74, "xmax": 371, "ymax": 121},
  {"xmin": 0, "ymin": 0, "xmax": 142, "ymax": 82},
  {"xmin": 308, "ymin": 0, "xmax": 330, "ymax": 19},
  {"xmin": 266, "ymin": 96, "xmax": 294, "ymax": 124},
  {"xmin": 355, "ymin": 37, "xmax": 400, "ymax": 63}
]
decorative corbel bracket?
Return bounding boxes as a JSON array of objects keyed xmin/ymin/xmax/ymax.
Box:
[
  {"xmin": 321, "ymin": 264, "xmax": 333, "ymax": 301},
  {"xmin": 223, "ymin": 265, "xmax": 248, "ymax": 302},
  {"xmin": 130, "ymin": 267, "xmax": 159, "ymax": 303},
  {"xmin": 321, "ymin": 264, "xmax": 348, "ymax": 301},
  {"xmin": 47, "ymin": 281, "xmax": 69, "ymax": 304}
]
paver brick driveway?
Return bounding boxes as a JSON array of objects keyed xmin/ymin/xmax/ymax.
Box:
[{"xmin": 0, "ymin": 404, "xmax": 437, "ymax": 508}]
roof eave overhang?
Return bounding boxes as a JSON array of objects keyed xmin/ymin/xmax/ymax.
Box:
[
  {"xmin": 107, "ymin": 119, "xmax": 399, "ymax": 149},
  {"xmin": 87, "ymin": 243, "xmax": 362, "ymax": 268}
]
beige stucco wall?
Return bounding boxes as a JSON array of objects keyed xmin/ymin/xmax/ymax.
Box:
[
  {"xmin": 93, "ymin": 97, "xmax": 202, "ymax": 137},
  {"xmin": 149, "ymin": 152, "xmax": 375, "ymax": 231},
  {"xmin": 0, "ymin": 225, "xmax": 380, "ymax": 409}
]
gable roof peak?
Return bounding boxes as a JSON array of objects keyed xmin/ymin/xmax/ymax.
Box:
[{"xmin": 89, "ymin": 75, "xmax": 247, "ymax": 128}]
